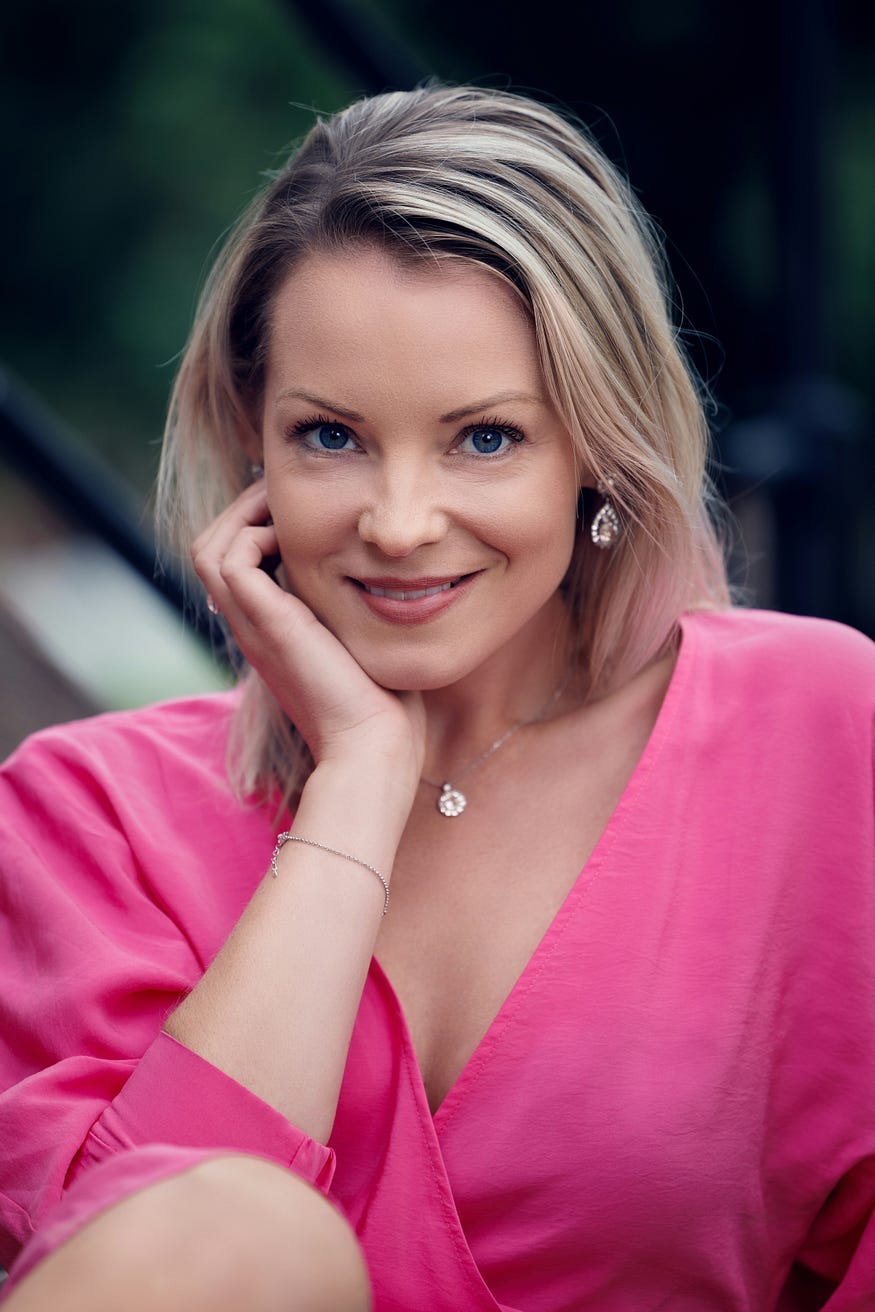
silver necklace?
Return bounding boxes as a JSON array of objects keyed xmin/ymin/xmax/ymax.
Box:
[{"xmin": 421, "ymin": 672, "xmax": 573, "ymax": 818}]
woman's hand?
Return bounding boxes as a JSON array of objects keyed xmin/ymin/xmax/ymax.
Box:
[
  {"xmin": 178, "ymin": 478, "xmax": 423, "ymax": 1132},
  {"xmin": 191, "ymin": 479, "xmax": 425, "ymax": 788}
]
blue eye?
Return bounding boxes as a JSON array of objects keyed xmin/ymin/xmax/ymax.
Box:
[
  {"xmin": 458, "ymin": 424, "xmax": 523, "ymax": 457},
  {"xmin": 291, "ymin": 419, "xmax": 357, "ymax": 452}
]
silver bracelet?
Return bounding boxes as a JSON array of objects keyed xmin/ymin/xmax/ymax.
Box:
[{"xmin": 270, "ymin": 832, "xmax": 390, "ymax": 917}]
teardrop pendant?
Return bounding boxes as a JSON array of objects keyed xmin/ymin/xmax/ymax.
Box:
[{"xmin": 591, "ymin": 500, "xmax": 620, "ymax": 548}]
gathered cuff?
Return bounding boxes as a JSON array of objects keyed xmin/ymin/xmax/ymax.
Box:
[{"xmin": 71, "ymin": 1032, "xmax": 335, "ymax": 1187}]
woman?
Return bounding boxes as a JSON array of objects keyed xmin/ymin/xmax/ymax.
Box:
[{"xmin": 1, "ymin": 85, "xmax": 873, "ymax": 1312}]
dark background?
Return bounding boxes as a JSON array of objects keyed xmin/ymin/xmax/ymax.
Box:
[{"xmin": 1, "ymin": 0, "xmax": 872, "ymax": 732}]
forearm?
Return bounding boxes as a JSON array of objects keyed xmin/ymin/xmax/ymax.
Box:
[{"xmin": 164, "ymin": 756, "xmax": 412, "ymax": 1144}]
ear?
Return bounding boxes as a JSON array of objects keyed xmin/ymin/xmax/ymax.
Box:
[
  {"xmin": 236, "ymin": 415, "xmax": 264, "ymax": 465},
  {"xmin": 576, "ymin": 465, "xmax": 600, "ymax": 493}
]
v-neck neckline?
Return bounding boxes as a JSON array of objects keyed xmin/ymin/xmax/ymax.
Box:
[{"xmin": 371, "ymin": 612, "xmax": 697, "ymax": 1127}]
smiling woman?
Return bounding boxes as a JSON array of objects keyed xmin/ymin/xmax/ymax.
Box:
[
  {"xmin": 158, "ymin": 83, "xmax": 731, "ymax": 810},
  {"xmin": 259, "ymin": 248, "xmax": 579, "ymax": 693},
  {"xmin": 1, "ymin": 85, "xmax": 874, "ymax": 1312}
]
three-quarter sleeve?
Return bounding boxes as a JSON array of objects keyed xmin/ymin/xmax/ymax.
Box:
[
  {"xmin": 0, "ymin": 701, "xmax": 334, "ymax": 1285},
  {"xmin": 781, "ymin": 1156, "xmax": 875, "ymax": 1307},
  {"xmin": 1, "ymin": 1036, "xmax": 335, "ymax": 1291},
  {"xmin": 3, "ymin": 617, "xmax": 875, "ymax": 1311}
]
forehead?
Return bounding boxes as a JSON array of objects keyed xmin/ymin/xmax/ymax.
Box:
[{"xmin": 264, "ymin": 246, "xmax": 541, "ymax": 400}]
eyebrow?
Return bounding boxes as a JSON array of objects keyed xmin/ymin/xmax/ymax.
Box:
[
  {"xmin": 274, "ymin": 388, "xmax": 365, "ymax": 422},
  {"xmin": 438, "ymin": 392, "xmax": 544, "ymax": 423},
  {"xmin": 274, "ymin": 387, "xmax": 544, "ymax": 424}
]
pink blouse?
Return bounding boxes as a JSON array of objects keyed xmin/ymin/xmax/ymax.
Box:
[{"xmin": 1, "ymin": 608, "xmax": 874, "ymax": 1310}]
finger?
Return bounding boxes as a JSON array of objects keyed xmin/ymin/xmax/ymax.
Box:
[
  {"xmin": 198, "ymin": 528, "xmax": 284, "ymax": 638},
  {"xmin": 191, "ymin": 484, "xmax": 272, "ymax": 591},
  {"xmin": 192, "ymin": 476, "xmax": 268, "ymax": 545},
  {"xmin": 191, "ymin": 481, "xmax": 271, "ymax": 569},
  {"xmin": 207, "ymin": 528, "xmax": 337, "ymax": 673},
  {"xmin": 216, "ymin": 525, "xmax": 283, "ymax": 619}
]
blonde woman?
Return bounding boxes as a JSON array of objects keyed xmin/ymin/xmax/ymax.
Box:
[{"xmin": 1, "ymin": 86, "xmax": 873, "ymax": 1312}]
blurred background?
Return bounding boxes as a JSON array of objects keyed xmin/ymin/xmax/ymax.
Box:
[{"xmin": 1, "ymin": 0, "xmax": 873, "ymax": 757}]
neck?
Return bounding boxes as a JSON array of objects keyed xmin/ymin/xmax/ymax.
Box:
[{"xmin": 419, "ymin": 594, "xmax": 579, "ymax": 780}]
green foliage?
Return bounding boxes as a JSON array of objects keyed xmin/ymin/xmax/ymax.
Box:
[{"xmin": 0, "ymin": 0, "xmax": 352, "ymax": 492}]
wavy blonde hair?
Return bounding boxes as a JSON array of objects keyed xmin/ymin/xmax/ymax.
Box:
[{"xmin": 157, "ymin": 83, "xmax": 730, "ymax": 809}]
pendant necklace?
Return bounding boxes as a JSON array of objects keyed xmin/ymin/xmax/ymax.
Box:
[{"xmin": 421, "ymin": 671, "xmax": 574, "ymax": 818}]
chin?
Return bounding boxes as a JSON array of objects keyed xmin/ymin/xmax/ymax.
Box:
[{"xmin": 354, "ymin": 647, "xmax": 475, "ymax": 694}]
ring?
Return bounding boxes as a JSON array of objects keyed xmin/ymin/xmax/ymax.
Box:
[{"xmin": 206, "ymin": 596, "xmax": 219, "ymax": 616}]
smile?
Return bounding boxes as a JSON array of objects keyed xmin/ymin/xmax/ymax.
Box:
[
  {"xmin": 350, "ymin": 573, "xmax": 480, "ymax": 625},
  {"xmin": 361, "ymin": 580, "xmax": 458, "ymax": 600}
]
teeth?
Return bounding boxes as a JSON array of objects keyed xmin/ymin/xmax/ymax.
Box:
[{"xmin": 365, "ymin": 580, "xmax": 456, "ymax": 600}]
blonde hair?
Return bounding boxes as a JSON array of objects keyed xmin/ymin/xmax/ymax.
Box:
[{"xmin": 157, "ymin": 83, "xmax": 730, "ymax": 810}]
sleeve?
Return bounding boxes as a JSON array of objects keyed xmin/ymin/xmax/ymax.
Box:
[
  {"xmin": 781, "ymin": 667, "xmax": 875, "ymax": 1310},
  {"xmin": 780, "ymin": 1158, "xmax": 875, "ymax": 1309},
  {"xmin": 0, "ymin": 722, "xmax": 335, "ymax": 1284}
]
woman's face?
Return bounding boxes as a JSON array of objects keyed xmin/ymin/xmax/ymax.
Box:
[{"xmin": 259, "ymin": 245, "xmax": 580, "ymax": 691}]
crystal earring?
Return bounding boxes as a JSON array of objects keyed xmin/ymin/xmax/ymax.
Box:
[
  {"xmin": 590, "ymin": 479, "xmax": 621, "ymax": 549},
  {"xmin": 250, "ymin": 462, "xmax": 264, "ymax": 480}
]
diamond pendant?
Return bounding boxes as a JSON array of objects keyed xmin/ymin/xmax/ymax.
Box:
[
  {"xmin": 591, "ymin": 500, "xmax": 620, "ymax": 548},
  {"xmin": 437, "ymin": 783, "xmax": 467, "ymax": 817}
]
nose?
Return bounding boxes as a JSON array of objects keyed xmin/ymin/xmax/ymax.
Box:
[{"xmin": 357, "ymin": 461, "xmax": 449, "ymax": 557}]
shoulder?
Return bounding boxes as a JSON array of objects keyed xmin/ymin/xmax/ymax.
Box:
[
  {"xmin": 681, "ymin": 607, "xmax": 875, "ymax": 707},
  {"xmin": 0, "ymin": 690, "xmax": 273, "ymax": 946},
  {"xmin": 0, "ymin": 690, "xmax": 241, "ymax": 802},
  {"xmin": 0, "ymin": 690, "xmax": 260, "ymax": 914}
]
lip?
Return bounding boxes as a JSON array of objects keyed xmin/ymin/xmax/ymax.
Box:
[{"xmin": 349, "ymin": 571, "xmax": 480, "ymax": 625}]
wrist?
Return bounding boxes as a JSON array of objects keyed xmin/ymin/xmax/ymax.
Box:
[
  {"xmin": 316, "ymin": 728, "xmax": 420, "ymax": 797},
  {"xmin": 298, "ymin": 755, "xmax": 417, "ymax": 852}
]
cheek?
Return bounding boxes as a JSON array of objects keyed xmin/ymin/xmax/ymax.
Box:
[
  {"xmin": 268, "ymin": 483, "xmax": 351, "ymax": 560},
  {"xmin": 489, "ymin": 487, "xmax": 579, "ymax": 573}
]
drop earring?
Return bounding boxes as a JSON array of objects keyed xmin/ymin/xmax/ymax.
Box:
[{"xmin": 590, "ymin": 478, "xmax": 621, "ymax": 549}]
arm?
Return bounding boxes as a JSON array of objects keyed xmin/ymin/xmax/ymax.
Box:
[
  {"xmin": 784, "ymin": 691, "xmax": 875, "ymax": 1308},
  {"xmin": 783, "ymin": 1158, "xmax": 875, "ymax": 1308},
  {"xmin": 164, "ymin": 756, "xmax": 411, "ymax": 1142},
  {"xmin": 166, "ymin": 476, "xmax": 423, "ymax": 1144},
  {"xmin": 0, "ymin": 478, "xmax": 423, "ymax": 1267},
  {"xmin": 0, "ymin": 719, "xmax": 329, "ymax": 1271}
]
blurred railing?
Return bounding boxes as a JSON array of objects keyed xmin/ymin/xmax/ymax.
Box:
[{"xmin": 0, "ymin": 367, "xmax": 205, "ymax": 634}]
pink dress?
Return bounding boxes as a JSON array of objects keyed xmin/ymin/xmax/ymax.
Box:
[{"xmin": 1, "ymin": 608, "xmax": 874, "ymax": 1310}]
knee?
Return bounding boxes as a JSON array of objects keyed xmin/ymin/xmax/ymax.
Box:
[
  {"xmin": 7, "ymin": 1153, "xmax": 371, "ymax": 1312},
  {"xmin": 184, "ymin": 1154, "xmax": 372, "ymax": 1311}
]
